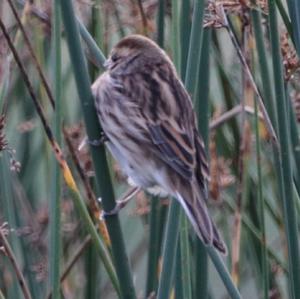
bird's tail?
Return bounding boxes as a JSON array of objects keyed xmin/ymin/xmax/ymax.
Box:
[{"xmin": 175, "ymin": 187, "xmax": 227, "ymax": 255}]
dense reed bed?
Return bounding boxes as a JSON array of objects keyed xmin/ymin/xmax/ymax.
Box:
[{"xmin": 0, "ymin": 0, "xmax": 300, "ymax": 298}]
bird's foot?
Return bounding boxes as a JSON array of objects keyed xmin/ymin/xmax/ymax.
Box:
[
  {"xmin": 101, "ymin": 199, "xmax": 129, "ymax": 218},
  {"xmin": 88, "ymin": 131, "xmax": 109, "ymax": 147},
  {"xmin": 101, "ymin": 186, "xmax": 141, "ymax": 218},
  {"xmin": 78, "ymin": 132, "xmax": 108, "ymax": 151}
]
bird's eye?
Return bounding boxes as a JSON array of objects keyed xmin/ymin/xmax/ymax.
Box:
[{"xmin": 111, "ymin": 54, "xmax": 119, "ymax": 62}]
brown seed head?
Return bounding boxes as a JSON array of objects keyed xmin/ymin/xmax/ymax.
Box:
[
  {"xmin": 0, "ymin": 115, "xmax": 7, "ymax": 151},
  {"xmin": 280, "ymin": 30, "xmax": 300, "ymax": 81}
]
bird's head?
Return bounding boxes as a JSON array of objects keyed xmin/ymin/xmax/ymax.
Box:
[{"xmin": 104, "ymin": 35, "xmax": 170, "ymax": 74}]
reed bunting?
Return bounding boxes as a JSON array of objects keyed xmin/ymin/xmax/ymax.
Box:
[{"xmin": 92, "ymin": 35, "xmax": 227, "ymax": 254}]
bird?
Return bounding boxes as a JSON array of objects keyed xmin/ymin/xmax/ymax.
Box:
[{"xmin": 92, "ymin": 34, "xmax": 227, "ymax": 255}]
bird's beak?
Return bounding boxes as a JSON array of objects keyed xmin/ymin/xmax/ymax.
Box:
[{"xmin": 104, "ymin": 58, "xmax": 111, "ymax": 69}]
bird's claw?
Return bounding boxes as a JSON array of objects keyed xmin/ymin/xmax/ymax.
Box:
[
  {"xmin": 100, "ymin": 199, "xmax": 130, "ymax": 219},
  {"xmin": 100, "ymin": 186, "xmax": 141, "ymax": 219},
  {"xmin": 78, "ymin": 132, "xmax": 108, "ymax": 151},
  {"xmin": 88, "ymin": 132, "xmax": 109, "ymax": 147}
]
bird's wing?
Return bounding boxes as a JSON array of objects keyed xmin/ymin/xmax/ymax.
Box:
[
  {"xmin": 147, "ymin": 121, "xmax": 195, "ymax": 180},
  {"xmin": 144, "ymin": 76, "xmax": 222, "ymax": 250},
  {"xmin": 142, "ymin": 69, "xmax": 209, "ymax": 186}
]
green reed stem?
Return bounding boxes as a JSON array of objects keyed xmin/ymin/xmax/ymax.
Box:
[
  {"xmin": 145, "ymin": 199, "xmax": 160, "ymax": 297},
  {"xmin": 77, "ymin": 18, "xmax": 106, "ymax": 69},
  {"xmin": 49, "ymin": 1, "xmax": 62, "ymax": 298},
  {"xmin": 59, "ymin": 1, "xmax": 136, "ymax": 298},
  {"xmin": 157, "ymin": 201, "xmax": 181, "ymax": 299},
  {"xmin": 180, "ymin": 0, "xmax": 191, "ymax": 80},
  {"xmin": 184, "ymin": 0, "xmax": 205, "ymax": 95},
  {"xmin": 207, "ymin": 248, "xmax": 242, "ymax": 299},
  {"xmin": 254, "ymin": 96, "xmax": 269, "ymax": 299},
  {"xmin": 288, "ymin": 98, "xmax": 300, "ymax": 196},
  {"xmin": 275, "ymin": 0, "xmax": 294, "ymax": 44},
  {"xmin": 174, "ymin": 246, "xmax": 184, "ymax": 298},
  {"xmin": 171, "ymin": 0, "xmax": 180, "ymax": 71},
  {"xmin": 194, "ymin": 28, "xmax": 211, "ymax": 299},
  {"xmin": 156, "ymin": 0, "xmax": 165, "ymax": 48},
  {"xmin": 286, "ymin": 0, "xmax": 300, "ymax": 55},
  {"xmin": 179, "ymin": 214, "xmax": 193, "ymax": 299},
  {"xmin": 268, "ymin": 1, "xmax": 300, "ymax": 297}
]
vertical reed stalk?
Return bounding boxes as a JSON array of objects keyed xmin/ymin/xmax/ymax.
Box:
[
  {"xmin": 179, "ymin": 214, "xmax": 192, "ymax": 299},
  {"xmin": 156, "ymin": 202, "xmax": 181, "ymax": 299},
  {"xmin": 49, "ymin": 1, "xmax": 62, "ymax": 298},
  {"xmin": 268, "ymin": 1, "xmax": 300, "ymax": 297},
  {"xmin": 59, "ymin": 1, "xmax": 136, "ymax": 298},
  {"xmin": 194, "ymin": 28, "xmax": 211, "ymax": 299},
  {"xmin": 286, "ymin": 0, "xmax": 300, "ymax": 55},
  {"xmin": 145, "ymin": 198, "xmax": 160, "ymax": 297},
  {"xmin": 254, "ymin": 96, "xmax": 269, "ymax": 299},
  {"xmin": 156, "ymin": 0, "xmax": 165, "ymax": 47}
]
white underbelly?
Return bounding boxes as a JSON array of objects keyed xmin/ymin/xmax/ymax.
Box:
[{"xmin": 106, "ymin": 141, "xmax": 170, "ymax": 197}]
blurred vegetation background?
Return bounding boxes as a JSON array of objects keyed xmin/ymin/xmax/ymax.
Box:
[{"xmin": 0, "ymin": 0, "xmax": 300, "ymax": 298}]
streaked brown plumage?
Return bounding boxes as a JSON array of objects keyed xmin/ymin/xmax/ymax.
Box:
[{"xmin": 92, "ymin": 34, "xmax": 227, "ymax": 254}]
